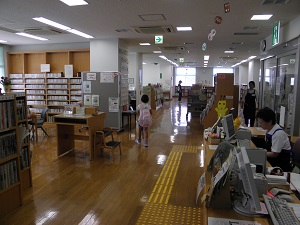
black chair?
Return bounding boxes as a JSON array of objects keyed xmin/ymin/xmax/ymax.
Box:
[
  {"xmin": 28, "ymin": 107, "xmax": 50, "ymax": 138},
  {"xmin": 292, "ymin": 138, "xmax": 300, "ymax": 171},
  {"xmin": 94, "ymin": 128, "xmax": 121, "ymax": 160}
]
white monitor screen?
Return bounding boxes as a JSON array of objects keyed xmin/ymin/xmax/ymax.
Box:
[{"xmin": 222, "ymin": 114, "xmax": 235, "ymax": 141}]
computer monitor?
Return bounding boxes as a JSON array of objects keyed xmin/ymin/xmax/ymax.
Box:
[
  {"xmin": 232, "ymin": 147, "xmax": 261, "ymax": 217},
  {"xmin": 221, "ymin": 114, "xmax": 235, "ymax": 141}
]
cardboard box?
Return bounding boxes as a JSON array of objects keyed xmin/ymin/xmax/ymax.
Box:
[
  {"xmin": 85, "ymin": 107, "xmax": 97, "ymax": 115},
  {"xmin": 208, "ymin": 136, "xmax": 220, "ymax": 145}
]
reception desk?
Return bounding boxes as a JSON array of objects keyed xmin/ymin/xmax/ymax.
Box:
[
  {"xmin": 54, "ymin": 112, "xmax": 106, "ymax": 160},
  {"xmin": 201, "ymin": 138, "xmax": 288, "ymax": 225}
]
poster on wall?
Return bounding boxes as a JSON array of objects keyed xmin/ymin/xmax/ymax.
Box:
[
  {"xmin": 92, "ymin": 95, "xmax": 99, "ymax": 106},
  {"xmin": 41, "ymin": 64, "xmax": 50, "ymax": 72},
  {"xmin": 87, "ymin": 72, "xmax": 97, "ymax": 80},
  {"xmin": 83, "ymin": 81, "xmax": 91, "ymax": 93},
  {"xmin": 109, "ymin": 97, "xmax": 119, "ymax": 112},
  {"xmin": 100, "ymin": 72, "xmax": 114, "ymax": 83},
  {"xmin": 64, "ymin": 65, "xmax": 73, "ymax": 78},
  {"xmin": 84, "ymin": 95, "xmax": 92, "ymax": 106}
]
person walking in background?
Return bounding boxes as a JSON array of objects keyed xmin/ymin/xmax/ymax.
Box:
[
  {"xmin": 135, "ymin": 94, "xmax": 152, "ymax": 147},
  {"xmin": 241, "ymin": 81, "xmax": 258, "ymax": 127},
  {"xmin": 178, "ymin": 80, "xmax": 182, "ymax": 103},
  {"xmin": 256, "ymin": 107, "xmax": 292, "ymax": 171}
]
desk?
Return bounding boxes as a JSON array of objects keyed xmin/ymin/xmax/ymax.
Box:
[
  {"xmin": 163, "ymin": 90, "xmax": 171, "ymax": 100},
  {"xmin": 122, "ymin": 111, "xmax": 136, "ymax": 130},
  {"xmin": 246, "ymin": 127, "xmax": 266, "ymax": 138},
  {"xmin": 54, "ymin": 112, "xmax": 106, "ymax": 160}
]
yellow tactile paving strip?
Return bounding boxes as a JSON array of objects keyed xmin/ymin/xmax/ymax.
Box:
[{"xmin": 136, "ymin": 145, "xmax": 202, "ymax": 225}]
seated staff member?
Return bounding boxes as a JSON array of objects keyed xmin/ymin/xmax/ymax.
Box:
[{"xmin": 256, "ymin": 107, "xmax": 292, "ymax": 171}]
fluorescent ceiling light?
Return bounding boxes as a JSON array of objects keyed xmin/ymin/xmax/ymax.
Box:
[
  {"xmin": 68, "ymin": 29, "xmax": 94, "ymax": 38},
  {"xmin": 33, "ymin": 17, "xmax": 71, "ymax": 30},
  {"xmin": 204, "ymin": 61, "xmax": 208, "ymax": 64},
  {"xmin": 143, "ymin": 62, "xmax": 146, "ymax": 64},
  {"xmin": 139, "ymin": 43, "xmax": 151, "ymax": 46},
  {"xmin": 204, "ymin": 55, "xmax": 210, "ymax": 60},
  {"xmin": 0, "ymin": 40, "xmax": 8, "ymax": 43},
  {"xmin": 60, "ymin": 0, "xmax": 88, "ymax": 6},
  {"xmin": 251, "ymin": 14, "xmax": 272, "ymax": 20},
  {"xmin": 16, "ymin": 32, "xmax": 48, "ymax": 41},
  {"xmin": 153, "ymin": 51, "xmax": 162, "ymax": 53},
  {"xmin": 176, "ymin": 27, "xmax": 192, "ymax": 31},
  {"xmin": 248, "ymin": 56, "xmax": 256, "ymax": 60},
  {"xmin": 224, "ymin": 51, "xmax": 234, "ymax": 53},
  {"xmin": 33, "ymin": 17, "xmax": 93, "ymax": 39}
]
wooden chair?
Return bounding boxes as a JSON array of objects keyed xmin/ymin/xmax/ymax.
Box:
[{"xmin": 94, "ymin": 128, "xmax": 121, "ymax": 160}]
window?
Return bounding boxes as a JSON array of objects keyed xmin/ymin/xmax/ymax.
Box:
[
  {"xmin": 213, "ymin": 68, "xmax": 233, "ymax": 74},
  {"xmin": 175, "ymin": 67, "xmax": 196, "ymax": 86}
]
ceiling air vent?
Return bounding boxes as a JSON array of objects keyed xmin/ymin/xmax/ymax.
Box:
[
  {"xmin": 160, "ymin": 46, "xmax": 185, "ymax": 51},
  {"xmin": 243, "ymin": 26, "xmax": 261, "ymax": 30},
  {"xmin": 131, "ymin": 25, "xmax": 174, "ymax": 34},
  {"xmin": 23, "ymin": 27, "xmax": 67, "ymax": 36},
  {"xmin": 261, "ymin": 0, "xmax": 290, "ymax": 5},
  {"xmin": 234, "ymin": 32, "xmax": 259, "ymax": 35}
]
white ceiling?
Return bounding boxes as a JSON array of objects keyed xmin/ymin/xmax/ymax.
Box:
[{"xmin": 0, "ymin": 0, "xmax": 300, "ymax": 67}]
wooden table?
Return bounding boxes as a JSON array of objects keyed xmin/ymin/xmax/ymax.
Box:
[
  {"xmin": 54, "ymin": 112, "xmax": 106, "ymax": 160},
  {"xmin": 122, "ymin": 110, "xmax": 136, "ymax": 130}
]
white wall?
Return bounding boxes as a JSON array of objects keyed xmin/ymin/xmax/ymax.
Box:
[
  {"xmin": 8, "ymin": 42, "xmax": 89, "ymax": 52},
  {"xmin": 239, "ymin": 64, "xmax": 249, "ymax": 85},
  {"xmin": 142, "ymin": 63, "xmax": 160, "ymax": 86},
  {"xmin": 90, "ymin": 39, "xmax": 119, "ymax": 71}
]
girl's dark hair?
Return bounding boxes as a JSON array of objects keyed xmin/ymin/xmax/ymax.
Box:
[
  {"xmin": 141, "ymin": 94, "xmax": 149, "ymax": 103},
  {"xmin": 249, "ymin": 81, "xmax": 255, "ymax": 87},
  {"xmin": 256, "ymin": 107, "xmax": 276, "ymax": 125}
]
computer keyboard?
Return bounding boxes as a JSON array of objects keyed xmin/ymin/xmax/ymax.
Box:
[
  {"xmin": 263, "ymin": 194, "xmax": 300, "ymax": 225},
  {"xmin": 236, "ymin": 139, "xmax": 251, "ymax": 148}
]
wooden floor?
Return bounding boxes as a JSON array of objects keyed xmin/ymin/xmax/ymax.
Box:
[{"xmin": 0, "ymin": 98, "xmax": 206, "ymax": 225}]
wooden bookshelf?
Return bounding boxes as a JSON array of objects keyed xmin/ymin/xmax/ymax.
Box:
[
  {"xmin": 7, "ymin": 49, "xmax": 89, "ymax": 121},
  {"xmin": 142, "ymin": 84, "xmax": 163, "ymax": 110},
  {"xmin": 0, "ymin": 92, "xmax": 31, "ymax": 219}
]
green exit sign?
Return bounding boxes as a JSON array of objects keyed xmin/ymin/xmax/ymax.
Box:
[
  {"xmin": 155, "ymin": 35, "xmax": 163, "ymax": 44},
  {"xmin": 272, "ymin": 21, "xmax": 280, "ymax": 46},
  {"xmin": 179, "ymin": 58, "xmax": 184, "ymax": 62}
]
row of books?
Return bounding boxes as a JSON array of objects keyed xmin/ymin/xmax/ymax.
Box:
[
  {"xmin": 0, "ymin": 101, "xmax": 16, "ymax": 130},
  {"xmin": 0, "ymin": 132, "xmax": 17, "ymax": 159},
  {"xmin": 16, "ymin": 99, "xmax": 27, "ymax": 120},
  {"xmin": 20, "ymin": 147, "xmax": 31, "ymax": 169},
  {"xmin": 0, "ymin": 160, "xmax": 18, "ymax": 190}
]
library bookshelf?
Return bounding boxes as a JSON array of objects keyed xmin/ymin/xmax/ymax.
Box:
[
  {"xmin": 0, "ymin": 92, "xmax": 31, "ymax": 218},
  {"xmin": 7, "ymin": 49, "xmax": 89, "ymax": 122},
  {"xmin": 142, "ymin": 84, "xmax": 163, "ymax": 110}
]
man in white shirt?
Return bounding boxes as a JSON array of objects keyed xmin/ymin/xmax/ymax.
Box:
[{"xmin": 256, "ymin": 107, "xmax": 292, "ymax": 172}]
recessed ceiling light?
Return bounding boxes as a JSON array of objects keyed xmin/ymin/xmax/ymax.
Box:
[
  {"xmin": 143, "ymin": 62, "xmax": 146, "ymax": 65},
  {"xmin": 16, "ymin": 32, "xmax": 48, "ymax": 41},
  {"xmin": 176, "ymin": 27, "xmax": 192, "ymax": 31},
  {"xmin": 0, "ymin": 40, "xmax": 8, "ymax": 43},
  {"xmin": 139, "ymin": 43, "xmax": 151, "ymax": 46},
  {"xmin": 60, "ymin": 0, "xmax": 88, "ymax": 6},
  {"xmin": 251, "ymin": 15, "xmax": 272, "ymax": 20},
  {"xmin": 204, "ymin": 55, "xmax": 210, "ymax": 60},
  {"xmin": 204, "ymin": 61, "xmax": 208, "ymax": 64},
  {"xmin": 224, "ymin": 50, "xmax": 234, "ymax": 53},
  {"xmin": 153, "ymin": 51, "xmax": 162, "ymax": 53}
]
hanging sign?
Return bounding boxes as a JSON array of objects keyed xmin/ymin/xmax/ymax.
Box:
[
  {"xmin": 155, "ymin": 35, "xmax": 163, "ymax": 44},
  {"xmin": 272, "ymin": 21, "xmax": 280, "ymax": 46},
  {"xmin": 179, "ymin": 58, "xmax": 184, "ymax": 62},
  {"xmin": 214, "ymin": 16, "xmax": 223, "ymax": 25},
  {"xmin": 202, "ymin": 43, "xmax": 207, "ymax": 51}
]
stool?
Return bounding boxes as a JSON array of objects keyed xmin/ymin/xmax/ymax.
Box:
[{"xmin": 122, "ymin": 110, "xmax": 136, "ymax": 130}]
